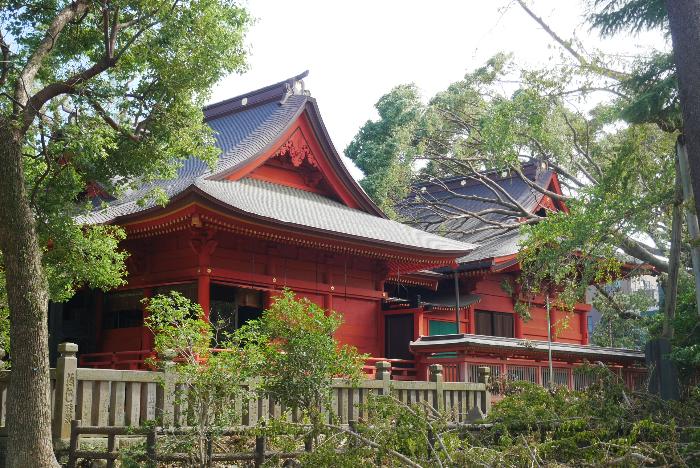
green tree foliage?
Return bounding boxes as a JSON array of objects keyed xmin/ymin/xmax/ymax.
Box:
[
  {"xmin": 0, "ymin": 0, "xmax": 250, "ymax": 303},
  {"xmin": 241, "ymin": 289, "xmax": 366, "ymax": 446},
  {"xmin": 144, "ymin": 292, "xmax": 263, "ymax": 466},
  {"xmin": 301, "ymin": 369, "xmax": 700, "ymax": 466},
  {"xmin": 348, "ymin": 54, "xmax": 675, "ymax": 305},
  {"xmin": 345, "ymin": 84, "xmax": 423, "ymax": 216},
  {"xmin": 590, "ymin": 290, "xmax": 655, "ymax": 349},
  {"xmin": 0, "ymin": 2, "xmax": 251, "ymax": 463}
]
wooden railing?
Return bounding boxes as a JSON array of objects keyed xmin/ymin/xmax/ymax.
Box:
[
  {"xmin": 0, "ymin": 343, "xmax": 490, "ymax": 443},
  {"xmin": 362, "ymin": 357, "xmax": 416, "ymax": 380},
  {"xmin": 79, "ymin": 349, "xmax": 154, "ymax": 370},
  {"xmin": 425, "ymin": 356, "xmax": 647, "ymax": 392}
]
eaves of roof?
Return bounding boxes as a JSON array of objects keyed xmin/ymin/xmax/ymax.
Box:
[{"xmin": 410, "ymin": 333, "xmax": 645, "ymax": 363}]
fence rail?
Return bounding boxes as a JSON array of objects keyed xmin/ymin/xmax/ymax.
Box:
[{"xmin": 0, "ymin": 343, "xmax": 490, "ymax": 443}]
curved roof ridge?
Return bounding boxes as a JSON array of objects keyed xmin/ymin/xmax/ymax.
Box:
[{"xmin": 203, "ymin": 70, "xmax": 309, "ymax": 121}]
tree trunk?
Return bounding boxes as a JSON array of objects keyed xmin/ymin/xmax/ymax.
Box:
[
  {"xmin": 0, "ymin": 124, "xmax": 59, "ymax": 467},
  {"xmin": 676, "ymin": 139, "xmax": 700, "ymax": 315},
  {"xmin": 662, "ymin": 165, "xmax": 683, "ymax": 340},
  {"xmin": 665, "ymin": 0, "xmax": 700, "ymax": 222}
]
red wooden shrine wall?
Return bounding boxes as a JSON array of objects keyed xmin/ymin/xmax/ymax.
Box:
[{"xmin": 99, "ymin": 230, "xmax": 385, "ymax": 357}]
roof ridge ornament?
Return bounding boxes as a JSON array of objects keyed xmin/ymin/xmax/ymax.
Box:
[{"xmin": 279, "ymin": 75, "xmax": 309, "ymax": 105}]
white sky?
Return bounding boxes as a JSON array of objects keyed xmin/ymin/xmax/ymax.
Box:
[{"xmin": 209, "ymin": 0, "xmax": 668, "ymax": 180}]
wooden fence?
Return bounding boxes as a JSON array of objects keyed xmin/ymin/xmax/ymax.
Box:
[{"xmin": 0, "ymin": 343, "xmax": 490, "ymax": 443}]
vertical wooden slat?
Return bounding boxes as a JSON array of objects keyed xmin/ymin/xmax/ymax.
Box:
[
  {"xmin": 76, "ymin": 380, "xmax": 94, "ymax": 425},
  {"xmin": 140, "ymin": 382, "xmax": 157, "ymax": 422},
  {"xmin": 110, "ymin": 381, "xmax": 126, "ymax": 426},
  {"xmin": 0, "ymin": 384, "xmax": 7, "ymax": 426},
  {"xmin": 174, "ymin": 384, "xmax": 188, "ymax": 427},
  {"xmin": 331, "ymin": 387, "xmax": 339, "ymax": 423},
  {"xmin": 350, "ymin": 388, "xmax": 359, "ymax": 422},
  {"xmin": 92, "ymin": 381, "xmax": 110, "ymax": 427},
  {"xmin": 340, "ymin": 388, "xmax": 349, "ymax": 424},
  {"xmin": 125, "ymin": 382, "xmax": 141, "ymax": 426}
]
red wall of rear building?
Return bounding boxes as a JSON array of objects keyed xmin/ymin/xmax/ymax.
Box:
[{"xmin": 470, "ymin": 272, "xmax": 586, "ymax": 343}]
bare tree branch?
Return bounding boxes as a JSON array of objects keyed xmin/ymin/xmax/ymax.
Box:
[
  {"xmin": 620, "ymin": 237, "xmax": 668, "ymax": 273},
  {"xmin": 14, "ymin": 0, "xmax": 91, "ymax": 109},
  {"xmin": 515, "ymin": 0, "xmax": 629, "ymax": 82}
]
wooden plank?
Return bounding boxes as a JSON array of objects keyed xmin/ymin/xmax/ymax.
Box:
[
  {"xmin": 92, "ymin": 381, "xmax": 110, "ymax": 427},
  {"xmin": 76, "ymin": 380, "xmax": 94, "ymax": 425},
  {"xmin": 350, "ymin": 388, "xmax": 359, "ymax": 422},
  {"xmin": 338, "ymin": 388, "xmax": 347, "ymax": 424},
  {"xmin": 140, "ymin": 382, "xmax": 157, "ymax": 422},
  {"xmin": 125, "ymin": 382, "xmax": 141, "ymax": 427},
  {"xmin": 109, "ymin": 381, "xmax": 126, "ymax": 426},
  {"xmin": 0, "ymin": 384, "xmax": 7, "ymax": 426},
  {"xmin": 331, "ymin": 387, "xmax": 339, "ymax": 423},
  {"xmin": 174, "ymin": 384, "xmax": 188, "ymax": 427}
]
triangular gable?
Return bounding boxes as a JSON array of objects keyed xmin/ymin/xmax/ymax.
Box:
[
  {"xmin": 216, "ymin": 110, "xmax": 375, "ymax": 213},
  {"xmin": 534, "ymin": 171, "xmax": 569, "ymax": 215}
]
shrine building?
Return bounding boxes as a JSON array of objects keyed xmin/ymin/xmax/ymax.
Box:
[{"xmin": 49, "ymin": 72, "xmax": 646, "ymax": 388}]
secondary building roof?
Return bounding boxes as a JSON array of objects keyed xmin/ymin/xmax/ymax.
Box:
[
  {"xmin": 396, "ymin": 163, "xmax": 559, "ymax": 267},
  {"xmin": 410, "ymin": 333, "xmax": 645, "ymax": 365}
]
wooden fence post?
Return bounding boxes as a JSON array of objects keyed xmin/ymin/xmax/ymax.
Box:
[
  {"xmin": 375, "ymin": 361, "xmax": 391, "ymax": 396},
  {"xmin": 157, "ymin": 349, "xmax": 177, "ymax": 427},
  {"xmin": 66, "ymin": 419, "xmax": 81, "ymax": 468},
  {"xmin": 254, "ymin": 434, "xmax": 266, "ymax": 467},
  {"xmin": 429, "ymin": 364, "xmax": 444, "ymax": 412},
  {"xmin": 477, "ymin": 366, "xmax": 491, "ymax": 414},
  {"xmin": 53, "ymin": 342, "xmax": 78, "ymax": 441}
]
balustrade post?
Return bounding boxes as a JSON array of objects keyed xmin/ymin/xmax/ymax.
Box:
[
  {"xmin": 53, "ymin": 342, "xmax": 78, "ymax": 442},
  {"xmin": 374, "ymin": 361, "xmax": 391, "ymax": 396},
  {"xmin": 477, "ymin": 366, "xmax": 491, "ymax": 414},
  {"xmin": 157, "ymin": 349, "xmax": 177, "ymax": 427},
  {"xmin": 429, "ymin": 364, "xmax": 444, "ymax": 412}
]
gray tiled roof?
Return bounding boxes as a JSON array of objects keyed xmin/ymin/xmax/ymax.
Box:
[
  {"xmin": 197, "ymin": 178, "xmax": 473, "ymax": 252},
  {"xmin": 80, "ymin": 74, "xmax": 474, "ymax": 255},
  {"xmin": 456, "ymin": 229, "xmax": 523, "ymax": 264},
  {"xmin": 410, "ymin": 333, "xmax": 645, "ymax": 362},
  {"xmin": 397, "ymin": 164, "xmax": 552, "ymax": 264}
]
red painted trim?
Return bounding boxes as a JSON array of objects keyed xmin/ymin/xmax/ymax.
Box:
[
  {"xmin": 221, "ymin": 113, "xmax": 364, "ymax": 210},
  {"xmin": 121, "ymin": 201, "xmax": 463, "ymax": 271}
]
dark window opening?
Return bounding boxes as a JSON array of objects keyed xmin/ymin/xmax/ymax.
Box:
[
  {"xmin": 475, "ymin": 310, "xmax": 514, "ymax": 338},
  {"xmin": 209, "ymin": 284, "xmax": 263, "ymax": 344},
  {"xmin": 104, "ymin": 289, "xmax": 144, "ymax": 329},
  {"xmin": 385, "ymin": 314, "xmax": 414, "ymax": 361}
]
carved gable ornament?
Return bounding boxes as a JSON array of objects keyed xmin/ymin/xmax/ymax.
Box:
[{"xmin": 274, "ymin": 128, "xmax": 318, "ymax": 168}]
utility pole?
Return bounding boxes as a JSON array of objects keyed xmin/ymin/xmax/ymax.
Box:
[{"xmin": 546, "ymin": 294, "xmax": 554, "ymax": 389}]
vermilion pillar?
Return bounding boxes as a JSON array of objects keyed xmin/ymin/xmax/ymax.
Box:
[
  {"xmin": 189, "ymin": 226, "xmax": 217, "ymax": 322},
  {"xmin": 197, "ymin": 271, "xmax": 211, "ymax": 321}
]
